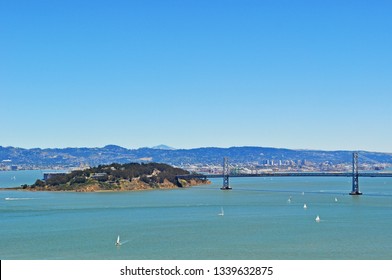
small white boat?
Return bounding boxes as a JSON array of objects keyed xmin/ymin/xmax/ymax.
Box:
[
  {"xmin": 315, "ymin": 215, "xmax": 320, "ymax": 222},
  {"xmin": 334, "ymin": 197, "xmax": 338, "ymax": 202},
  {"xmin": 218, "ymin": 207, "xmax": 224, "ymax": 216},
  {"xmin": 287, "ymin": 197, "xmax": 292, "ymax": 203},
  {"xmin": 115, "ymin": 235, "xmax": 121, "ymax": 246},
  {"xmin": 303, "ymin": 203, "xmax": 307, "ymax": 209}
]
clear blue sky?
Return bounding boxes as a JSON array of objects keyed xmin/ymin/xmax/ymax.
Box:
[{"xmin": 1, "ymin": 0, "xmax": 391, "ymax": 152}]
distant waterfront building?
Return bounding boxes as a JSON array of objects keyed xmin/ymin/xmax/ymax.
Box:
[
  {"xmin": 91, "ymin": 173, "xmax": 108, "ymax": 181},
  {"xmin": 43, "ymin": 172, "xmax": 68, "ymax": 181},
  {"xmin": 1, "ymin": 159, "xmax": 12, "ymax": 170}
]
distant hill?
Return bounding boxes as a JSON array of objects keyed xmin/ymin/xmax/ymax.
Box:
[
  {"xmin": 1, "ymin": 145, "xmax": 392, "ymax": 168},
  {"xmin": 151, "ymin": 144, "xmax": 176, "ymax": 150}
]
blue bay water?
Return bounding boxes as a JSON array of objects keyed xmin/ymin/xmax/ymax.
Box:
[
  {"xmin": 0, "ymin": 170, "xmax": 47, "ymax": 188},
  {"xmin": 1, "ymin": 170, "xmax": 392, "ymax": 260}
]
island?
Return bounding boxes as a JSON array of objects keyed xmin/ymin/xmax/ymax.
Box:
[{"xmin": 19, "ymin": 162, "xmax": 210, "ymax": 192}]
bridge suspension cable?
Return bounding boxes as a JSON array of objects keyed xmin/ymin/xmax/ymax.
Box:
[
  {"xmin": 215, "ymin": 153, "xmax": 373, "ymax": 194},
  {"xmin": 357, "ymin": 152, "xmax": 384, "ymax": 165}
]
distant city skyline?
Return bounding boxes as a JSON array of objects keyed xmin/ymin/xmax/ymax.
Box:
[{"xmin": 1, "ymin": 1, "xmax": 391, "ymax": 153}]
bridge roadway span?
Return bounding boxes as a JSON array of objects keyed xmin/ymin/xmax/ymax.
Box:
[{"xmin": 177, "ymin": 172, "xmax": 392, "ymax": 179}]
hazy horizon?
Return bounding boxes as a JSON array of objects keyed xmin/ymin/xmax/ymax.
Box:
[{"xmin": 1, "ymin": 143, "xmax": 390, "ymax": 154}]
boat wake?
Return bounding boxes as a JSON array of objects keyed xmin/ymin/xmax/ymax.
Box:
[{"xmin": 4, "ymin": 197, "xmax": 35, "ymax": 201}]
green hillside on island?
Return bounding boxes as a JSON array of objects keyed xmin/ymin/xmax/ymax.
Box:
[{"xmin": 24, "ymin": 162, "xmax": 210, "ymax": 192}]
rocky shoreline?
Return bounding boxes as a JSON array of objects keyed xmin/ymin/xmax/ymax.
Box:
[{"xmin": 19, "ymin": 178, "xmax": 210, "ymax": 192}]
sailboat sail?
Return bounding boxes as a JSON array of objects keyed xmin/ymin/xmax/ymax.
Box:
[{"xmin": 218, "ymin": 207, "xmax": 224, "ymax": 216}]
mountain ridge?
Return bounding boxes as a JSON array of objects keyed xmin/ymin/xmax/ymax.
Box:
[{"xmin": 1, "ymin": 145, "xmax": 392, "ymax": 169}]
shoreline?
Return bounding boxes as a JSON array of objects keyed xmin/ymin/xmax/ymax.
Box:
[{"xmin": 0, "ymin": 181, "xmax": 211, "ymax": 193}]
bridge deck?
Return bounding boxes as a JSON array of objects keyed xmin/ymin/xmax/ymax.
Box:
[{"xmin": 177, "ymin": 172, "xmax": 392, "ymax": 179}]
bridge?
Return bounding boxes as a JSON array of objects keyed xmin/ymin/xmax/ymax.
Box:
[
  {"xmin": 176, "ymin": 153, "xmax": 392, "ymax": 195},
  {"xmin": 179, "ymin": 172, "xmax": 392, "ymax": 178}
]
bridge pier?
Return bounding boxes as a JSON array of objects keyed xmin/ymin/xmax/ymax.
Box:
[
  {"xmin": 350, "ymin": 152, "xmax": 362, "ymax": 195},
  {"xmin": 221, "ymin": 157, "xmax": 232, "ymax": 190}
]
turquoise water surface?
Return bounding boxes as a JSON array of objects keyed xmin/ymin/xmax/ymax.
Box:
[
  {"xmin": 1, "ymin": 171, "xmax": 392, "ymax": 260},
  {"xmin": 0, "ymin": 170, "xmax": 47, "ymax": 188}
]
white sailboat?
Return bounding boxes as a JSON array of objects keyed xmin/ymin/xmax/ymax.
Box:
[
  {"xmin": 334, "ymin": 197, "xmax": 338, "ymax": 202},
  {"xmin": 315, "ymin": 215, "xmax": 320, "ymax": 222},
  {"xmin": 115, "ymin": 235, "xmax": 121, "ymax": 246},
  {"xmin": 218, "ymin": 207, "xmax": 224, "ymax": 216},
  {"xmin": 303, "ymin": 203, "xmax": 307, "ymax": 209}
]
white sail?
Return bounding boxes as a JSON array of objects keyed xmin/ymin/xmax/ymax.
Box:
[
  {"xmin": 218, "ymin": 207, "xmax": 224, "ymax": 216},
  {"xmin": 315, "ymin": 215, "xmax": 320, "ymax": 222},
  {"xmin": 115, "ymin": 235, "xmax": 121, "ymax": 246}
]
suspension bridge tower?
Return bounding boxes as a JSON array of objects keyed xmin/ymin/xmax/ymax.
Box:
[
  {"xmin": 350, "ymin": 152, "xmax": 362, "ymax": 195},
  {"xmin": 221, "ymin": 157, "xmax": 232, "ymax": 190}
]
